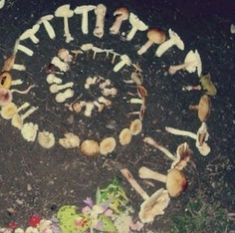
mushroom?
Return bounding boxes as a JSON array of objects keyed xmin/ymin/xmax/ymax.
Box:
[
  {"xmin": 110, "ymin": 7, "xmax": 129, "ymax": 35},
  {"xmin": 0, "ymin": 0, "xmax": 5, "ymax": 9},
  {"xmin": 101, "ymin": 87, "xmax": 118, "ymax": 97},
  {"xmin": 119, "ymin": 128, "xmax": 132, "ymax": 145},
  {"xmin": 99, "ymin": 79, "xmax": 111, "ymax": 89},
  {"xmin": 231, "ymin": 24, "xmax": 235, "ymax": 34},
  {"xmin": 59, "ymin": 133, "xmax": 80, "ymax": 149},
  {"xmin": 19, "ymin": 24, "xmax": 40, "ymax": 44},
  {"xmin": 37, "ymin": 14, "xmax": 56, "ymax": 39},
  {"xmin": 93, "ymin": 101, "xmax": 105, "ymax": 112},
  {"xmin": 51, "ymin": 56, "xmax": 70, "ymax": 72},
  {"xmin": 55, "ymin": 88, "xmax": 74, "ymax": 103},
  {"xmin": 129, "ymin": 98, "xmax": 144, "ymax": 104},
  {"xmin": 14, "ymin": 41, "xmax": 34, "ymax": 56},
  {"xmin": 139, "ymin": 167, "xmax": 188, "ymax": 197},
  {"xmin": 93, "ymin": 4, "xmax": 107, "ymax": 38},
  {"xmin": 165, "ymin": 122, "xmax": 211, "ymax": 156},
  {"xmin": 126, "ymin": 13, "xmax": 148, "ymax": 41},
  {"xmin": 129, "ymin": 119, "xmax": 142, "ymax": 135},
  {"xmin": 74, "ymin": 5, "xmax": 96, "ymax": 34},
  {"xmin": 58, "ymin": 48, "xmax": 73, "ymax": 63},
  {"xmin": 80, "ymin": 43, "xmax": 94, "ymax": 51},
  {"xmin": 0, "ymin": 102, "xmax": 17, "ymax": 119},
  {"xmin": 156, "ymin": 29, "xmax": 184, "ymax": 57},
  {"xmin": 12, "ymin": 64, "xmax": 26, "ymax": 71},
  {"xmin": 55, "ymin": 4, "xmax": 74, "ymax": 43},
  {"xmin": 113, "ymin": 54, "xmax": 131, "ymax": 72},
  {"xmin": 199, "ymin": 73, "xmax": 217, "ymax": 96},
  {"xmin": 38, "ymin": 131, "xmax": 55, "ymax": 149},
  {"xmin": 0, "ymin": 71, "xmax": 12, "ymax": 89},
  {"xmin": 100, "ymin": 137, "xmax": 116, "ymax": 155},
  {"xmin": 80, "ymin": 140, "xmax": 100, "ymax": 156},
  {"xmin": 144, "ymin": 137, "xmax": 191, "ymax": 170},
  {"xmin": 120, "ymin": 168, "xmax": 170, "ymax": 223},
  {"xmin": 189, "ymin": 95, "xmax": 211, "ymax": 122},
  {"xmin": 137, "ymin": 28, "xmax": 166, "ymax": 55},
  {"xmin": 49, "ymin": 82, "xmax": 74, "ymax": 94},
  {"xmin": 46, "ymin": 74, "xmax": 62, "ymax": 84},
  {"xmin": 169, "ymin": 50, "xmax": 202, "ymax": 77},
  {"xmin": 65, "ymin": 101, "xmax": 85, "ymax": 113},
  {"xmin": 84, "ymin": 102, "xmax": 95, "ymax": 117},
  {"xmin": 84, "ymin": 76, "xmax": 98, "ymax": 89},
  {"xmin": 98, "ymin": 96, "xmax": 112, "ymax": 106},
  {"xmin": 21, "ymin": 122, "xmax": 39, "ymax": 142}
]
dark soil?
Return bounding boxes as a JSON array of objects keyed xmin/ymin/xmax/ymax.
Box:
[{"xmin": 0, "ymin": 0, "xmax": 235, "ymax": 232}]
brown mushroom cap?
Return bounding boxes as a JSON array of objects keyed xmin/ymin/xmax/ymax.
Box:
[
  {"xmin": 0, "ymin": 71, "xmax": 12, "ymax": 89},
  {"xmin": 119, "ymin": 128, "xmax": 132, "ymax": 145},
  {"xmin": 100, "ymin": 137, "xmax": 116, "ymax": 155},
  {"xmin": 80, "ymin": 139, "xmax": 100, "ymax": 156},
  {"xmin": 198, "ymin": 95, "xmax": 211, "ymax": 122},
  {"xmin": 166, "ymin": 169, "xmax": 187, "ymax": 197},
  {"xmin": 147, "ymin": 29, "xmax": 166, "ymax": 44},
  {"xmin": 130, "ymin": 119, "xmax": 142, "ymax": 135}
]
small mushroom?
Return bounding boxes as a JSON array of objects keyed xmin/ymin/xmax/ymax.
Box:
[
  {"xmin": 14, "ymin": 40, "xmax": 34, "ymax": 56},
  {"xmin": 0, "ymin": 102, "xmax": 17, "ymax": 119},
  {"xmin": 37, "ymin": 14, "xmax": 56, "ymax": 39},
  {"xmin": 55, "ymin": 88, "xmax": 74, "ymax": 103},
  {"xmin": 57, "ymin": 48, "xmax": 73, "ymax": 63},
  {"xmin": 55, "ymin": 4, "xmax": 74, "ymax": 43},
  {"xmin": 0, "ymin": 71, "xmax": 12, "ymax": 89},
  {"xmin": 19, "ymin": 24, "xmax": 40, "ymax": 44},
  {"xmin": 12, "ymin": 64, "xmax": 26, "ymax": 71},
  {"xmin": 129, "ymin": 119, "xmax": 142, "ymax": 135},
  {"xmin": 74, "ymin": 5, "xmax": 96, "ymax": 34},
  {"xmin": 100, "ymin": 137, "xmax": 116, "ymax": 155},
  {"xmin": 38, "ymin": 131, "xmax": 55, "ymax": 149},
  {"xmin": 119, "ymin": 128, "xmax": 132, "ymax": 145},
  {"xmin": 156, "ymin": 29, "xmax": 184, "ymax": 57},
  {"xmin": 98, "ymin": 96, "xmax": 112, "ymax": 106},
  {"xmin": 139, "ymin": 167, "xmax": 188, "ymax": 197},
  {"xmin": 189, "ymin": 94, "xmax": 211, "ymax": 122},
  {"xmin": 113, "ymin": 54, "xmax": 131, "ymax": 72},
  {"xmin": 101, "ymin": 87, "xmax": 118, "ymax": 97},
  {"xmin": 137, "ymin": 28, "xmax": 166, "ymax": 55},
  {"xmin": 120, "ymin": 168, "xmax": 170, "ymax": 223},
  {"xmin": 93, "ymin": 4, "xmax": 107, "ymax": 38},
  {"xmin": 51, "ymin": 56, "xmax": 70, "ymax": 72},
  {"xmin": 21, "ymin": 122, "xmax": 39, "ymax": 142},
  {"xmin": 169, "ymin": 50, "xmax": 202, "ymax": 77},
  {"xmin": 59, "ymin": 133, "xmax": 80, "ymax": 149},
  {"xmin": 126, "ymin": 13, "xmax": 148, "ymax": 41},
  {"xmin": 80, "ymin": 139, "xmax": 100, "ymax": 156},
  {"xmin": 49, "ymin": 82, "xmax": 74, "ymax": 94},
  {"xmin": 110, "ymin": 7, "xmax": 129, "ymax": 35},
  {"xmin": 46, "ymin": 74, "xmax": 62, "ymax": 84},
  {"xmin": 84, "ymin": 102, "xmax": 95, "ymax": 117}
]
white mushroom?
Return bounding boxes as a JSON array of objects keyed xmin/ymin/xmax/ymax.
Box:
[
  {"xmin": 113, "ymin": 54, "xmax": 131, "ymax": 72},
  {"xmin": 84, "ymin": 76, "xmax": 98, "ymax": 89},
  {"xmin": 0, "ymin": 0, "xmax": 5, "ymax": 9},
  {"xmin": 14, "ymin": 39, "xmax": 34, "ymax": 56},
  {"xmin": 84, "ymin": 102, "xmax": 95, "ymax": 117},
  {"xmin": 126, "ymin": 13, "xmax": 148, "ymax": 41},
  {"xmin": 55, "ymin": 4, "xmax": 74, "ymax": 43},
  {"xmin": 110, "ymin": 7, "xmax": 129, "ymax": 35},
  {"xmin": 59, "ymin": 133, "xmax": 80, "ymax": 149},
  {"xmin": 46, "ymin": 74, "xmax": 62, "ymax": 84},
  {"xmin": 99, "ymin": 79, "xmax": 111, "ymax": 89},
  {"xmin": 12, "ymin": 64, "xmax": 26, "ymax": 71},
  {"xmin": 21, "ymin": 122, "xmax": 39, "ymax": 142},
  {"xmin": 169, "ymin": 50, "xmax": 202, "ymax": 77},
  {"xmin": 129, "ymin": 98, "xmax": 144, "ymax": 104},
  {"xmin": 37, "ymin": 14, "xmax": 56, "ymax": 39},
  {"xmin": 51, "ymin": 56, "xmax": 69, "ymax": 72},
  {"xmin": 93, "ymin": 4, "xmax": 107, "ymax": 38},
  {"xmin": 55, "ymin": 88, "xmax": 74, "ymax": 103},
  {"xmin": 93, "ymin": 101, "xmax": 105, "ymax": 112},
  {"xmin": 101, "ymin": 87, "xmax": 118, "ymax": 97},
  {"xmin": 98, "ymin": 96, "xmax": 112, "ymax": 106},
  {"xmin": 80, "ymin": 43, "xmax": 94, "ymax": 51},
  {"xmin": 19, "ymin": 24, "xmax": 40, "ymax": 44},
  {"xmin": 156, "ymin": 29, "xmax": 184, "ymax": 57},
  {"xmin": 11, "ymin": 79, "xmax": 23, "ymax": 86},
  {"xmin": 38, "ymin": 131, "xmax": 55, "ymax": 149},
  {"xmin": 49, "ymin": 82, "xmax": 74, "ymax": 94},
  {"xmin": 74, "ymin": 5, "xmax": 96, "ymax": 34}
]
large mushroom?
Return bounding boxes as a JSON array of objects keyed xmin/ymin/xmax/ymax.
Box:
[
  {"xmin": 144, "ymin": 137, "xmax": 191, "ymax": 170},
  {"xmin": 137, "ymin": 28, "xmax": 166, "ymax": 55},
  {"xmin": 169, "ymin": 50, "xmax": 202, "ymax": 77},
  {"xmin": 113, "ymin": 54, "xmax": 131, "ymax": 72},
  {"xmin": 93, "ymin": 4, "xmax": 107, "ymax": 38},
  {"xmin": 110, "ymin": 7, "xmax": 129, "ymax": 35},
  {"xmin": 126, "ymin": 13, "xmax": 148, "ymax": 41},
  {"xmin": 120, "ymin": 168, "xmax": 170, "ymax": 223},
  {"xmin": 139, "ymin": 167, "xmax": 188, "ymax": 197},
  {"xmin": 74, "ymin": 5, "xmax": 96, "ymax": 34},
  {"xmin": 55, "ymin": 4, "xmax": 74, "ymax": 43},
  {"xmin": 19, "ymin": 24, "xmax": 40, "ymax": 44},
  {"xmin": 189, "ymin": 94, "xmax": 211, "ymax": 122},
  {"xmin": 37, "ymin": 14, "xmax": 56, "ymax": 39},
  {"xmin": 155, "ymin": 29, "xmax": 184, "ymax": 57},
  {"xmin": 165, "ymin": 122, "xmax": 211, "ymax": 156}
]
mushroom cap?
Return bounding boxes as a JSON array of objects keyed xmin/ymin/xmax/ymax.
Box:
[
  {"xmin": 166, "ymin": 169, "xmax": 187, "ymax": 197},
  {"xmin": 147, "ymin": 28, "xmax": 166, "ymax": 44},
  {"xmin": 168, "ymin": 29, "xmax": 184, "ymax": 50},
  {"xmin": 0, "ymin": 71, "xmax": 12, "ymax": 89},
  {"xmin": 100, "ymin": 137, "xmax": 117, "ymax": 155},
  {"xmin": 119, "ymin": 128, "xmax": 132, "ymax": 145},
  {"xmin": 1, "ymin": 102, "xmax": 17, "ymax": 119},
  {"xmin": 113, "ymin": 7, "xmax": 129, "ymax": 19},
  {"xmin": 59, "ymin": 133, "xmax": 80, "ymax": 149},
  {"xmin": 197, "ymin": 142, "xmax": 211, "ymax": 156},
  {"xmin": 74, "ymin": 5, "xmax": 96, "ymax": 14},
  {"xmin": 38, "ymin": 131, "xmax": 55, "ymax": 149},
  {"xmin": 184, "ymin": 50, "xmax": 202, "ymax": 76},
  {"xmin": 55, "ymin": 4, "xmax": 74, "ymax": 18},
  {"xmin": 139, "ymin": 188, "xmax": 170, "ymax": 223},
  {"xmin": 38, "ymin": 14, "xmax": 54, "ymax": 22},
  {"xmin": 21, "ymin": 122, "xmax": 38, "ymax": 142},
  {"xmin": 198, "ymin": 95, "xmax": 211, "ymax": 122},
  {"xmin": 129, "ymin": 13, "xmax": 148, "ymax": 31},
  {"xmin": 80, "ymin": 140, "xmax": 100, "ymax": 156},
  {"xmin": 11, "ymin": 114, "xmax": 23, "ymax": 129},
  {"xmin": 130, "ymin": 119, "xmax": 142, "ymax": 135},
  {"xmin": 20, "ymin": 24, "xmax": 40, "ymax": 40},
  {"xmin": 0, "ymin": 88, "xmax": 12, "ymax": 106}
]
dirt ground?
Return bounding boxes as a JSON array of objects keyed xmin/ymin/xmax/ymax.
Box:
[{"xmin": 0, "ymin": 0, "xmax": 235, "ymax": 232}]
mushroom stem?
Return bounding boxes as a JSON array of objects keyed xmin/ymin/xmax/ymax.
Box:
[
  {"xmin": 110, "ymin": 17, "xmax": 123, "ymax": 34},
  {"xmin": 17, "ymin": 102, "xmax": 30, "ymax": 113},
  {"xmin": 17, "ymin": 44, "xmax": 34, "ymax": 56},
  {"xmin": 12, "ymin": 64, "xmax": 26, "ymax": 71},
  {"xmin": 144, "ymin": 137, "xmax": 176, "ymax": 161},
  {"xmin": 21, "ymin": 106, "xmax": 38, "ymax": 121},
  {"xmin": 165, "ymin": 126, "xmax": 197, "ymax": 140},
  {"xmin": 30, "ymin": 34, "xmax": 39, "ymax": 44},
  {"xmin": 43, "ymin": 20, "xmax": 56, "ymax": 39},
  {"xmin": 168, "ymin": 63, "xmax": 188, "ymax": 75},
  {"xmin": 81, "ymin": 11, "xmax": 89, "ymax": 34},
  {"xmin": 155, "ymin": 39, "xmax": 174, "ymax": 57},
  {"xmin": 64, "ymin": 17, "xmax": 73, "ymax": 43},
  {"xmin": 139, "ymin": 167, "xmax": 167, "ymax": 183},
  {"xmin": 11, "ymin": 84, "xmax": 35, "ymax": 95},
  {"xmin": 120, "ymin": 168, "xmax": 149, "ymax": 200},
  {"xmin": 113, "ymin": 60, "xmax": 126, "ymax": 72},
  {"xmin": 129, "ymin": 98, "xmax": 143, "ymax": 104},
  {"xmin": 127, "ymin": 27, "xmax": 138, "ymax": 41},
  {"xmin": 137, "ymin": 41, "xmax": 153, "ymax": 55},
  {"xmin": 94, "ymin": 4, "xmax": 106, "ymax": 38}
]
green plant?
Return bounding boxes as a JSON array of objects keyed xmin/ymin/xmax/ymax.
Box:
[{"xmin": 170, "ymin": 197, "xmax": 229, "ymax": 233}]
